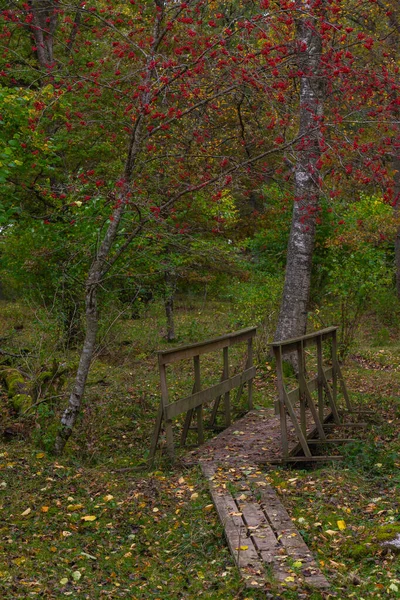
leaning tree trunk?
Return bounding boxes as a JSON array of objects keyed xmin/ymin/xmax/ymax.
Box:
[
  {"xmin": 274, "ymin": 0, "xmax": 324, "ymax": 343},
  {"xmin": 53, "ymin": 3, "xmax": 165, "ymax": 454},
  {"xmin": 54, "ymin": 203, "xmax": 126, "ymax": 454},
  {"xmin": 394, "ymin": 151, "xmax": 400, "ymax": 299}
]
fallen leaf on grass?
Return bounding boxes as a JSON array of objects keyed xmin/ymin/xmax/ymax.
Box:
[
  {"xmin": 21, "ymin": 508, "xmax": 31, "ymax": 516},
  {"xmin": 337, "ymin": 520, "xmax": 346, "ymax": 531},
  {"xmin": 67, "ymin": 504, "xmax": 83, "ymax": 511},
  {"xmin": 41, "ymin": 506, "xmax": 49, "ymax": 513},
  {"xmin": 80, "ymin": 552, "xmax": 97, "ymax": 560},
  {"xmin": 81, "ymin": 515, "xmax": 96, "ymax": 521}
]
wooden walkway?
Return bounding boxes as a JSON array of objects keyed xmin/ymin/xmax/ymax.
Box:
[
  {"xmin": 201, "ymin": 462, "xmax": 329, "ymax": 590},
  {"xmin": 185, "ymin": 407, "xmax": 332, "ymax": 590}
]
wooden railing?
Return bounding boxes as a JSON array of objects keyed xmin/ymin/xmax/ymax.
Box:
[
  {"xmin": 149, "ymin": 327, "xmax": 257, "ymax": 461},
  {"xmin": 270, "ymin": 326, "xmax": 353, "ymax": 461}
]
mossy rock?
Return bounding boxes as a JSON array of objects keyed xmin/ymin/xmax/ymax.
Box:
[
  {"xmin": 375, "ymin": 524, "xmax": 400, "ymax": 552},
  {"xmin": 346, "ymin": 524, "xmax": 400, "ymax": 559},
  {"xmin": 0, "ymin": 368, "xmax": 33, "ymax": 413},
  {"xmin": 375, "ymin": 524, "xmax": 400, "ymax": 541},
  {"xmin": 0, "ymin": 368, "xmax": 26, "ymax": 394},
  {"xmin": 36, "ymin": 371, "xmax": 53, "ymax": 384},
  {"xmin": 12, "ymin": 393, "xmax": 32, "ymax": 413}
]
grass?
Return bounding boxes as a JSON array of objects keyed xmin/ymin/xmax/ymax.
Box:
[{"xmin": 0, "ymin": 296, "xmax": 399, "ymax": 598}]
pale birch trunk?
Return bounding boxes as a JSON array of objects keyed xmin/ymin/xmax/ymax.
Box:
[
  {"xmin": 394, "ymin": 152, "xmax": 400, "ymax": 299},
  {"xmin": 274, "ymin": 0, "xmax": 324, "ymax": 343},
  {"xmin": 54, "ymin": 4, "xmax": 165, "ymax": 454}
]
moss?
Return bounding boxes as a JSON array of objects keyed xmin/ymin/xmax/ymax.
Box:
[
  {"xmin": 36, "ymin": 370, "xmax": 53, "ymax": 383},
  {"xmin": 347, "ymin": 543, "xmax": 372, "ymax": 560},
  {"xmin": 374, "ymin": 524, "xmax": 400, "ymax": 543},
  {"xmin": 0, "ymin": 368, "xmax": 32, "ymax": 412},
  {"xmin": 12, "ymin": 393, "xmax": 32, "ymax": 413},
  {"xmin": 345, "ymin": 525, "xmax": 400, "ymax": 560},
  {"xmin": 0, "ymin": 368, "xmax": 25, "ymax": 395}
]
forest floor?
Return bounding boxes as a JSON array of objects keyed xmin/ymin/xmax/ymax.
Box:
[{"xmin": 0, "ymin": 298, "xmax": 399, "ymax": 599}]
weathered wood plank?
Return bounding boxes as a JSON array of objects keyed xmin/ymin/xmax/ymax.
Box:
[
  {"xmin": 269, "ymin": 455, "xmax": 343, "ymax": 464},
  {"xmin": 201, "ymin": 465, "xmax": 266, "ymax": 587},
  {"xmin": 260, "ymin": 486, "xmax": 329, "ymax": 589},
  {"xmin": 270, "ymin": 326, "xmax": 338, "ymax": 354},
  {"xmin": 286, "ymin": 367, "xmax": 333, "ymax": 404},
  {"xmin": 158, "ymin": 327, "xmax": 257, "ymax": 365},
  {"xmin": 164, "ymin": 366, "xmax": 256, "ymax": 420}
]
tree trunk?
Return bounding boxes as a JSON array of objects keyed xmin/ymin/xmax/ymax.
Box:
[
  {"xmin": 54, "ymin": 3, "xmax": 165, "ymax": 454},
  {"xmin": 164, "ymin": 271, "xmax": 176, "ymax": 343},
  {"xmin": 394, "ymin": 152, "xmax": 400, "ymax": 299},
  {"xmin": 274, "ymin": 0, "xmax": 324, "ymax": 343},
  {"xmin": 27, "ymin": 1, "xmax": 58, "ymax": 69},
  {"xmin": 54, "ymin": 203, "xmax": 126, "ymax": 454}
]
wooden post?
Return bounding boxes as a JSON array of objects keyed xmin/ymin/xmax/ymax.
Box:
[
  {"xmin": 316, "ymin": 336, "xmax": 324, "ymax": 422},
  {"xmin": 297, "ymin": 341, "xmax": 307, "ymax": 437},
  {"xmin": 273, "ymin": 345, "xmax": 288, "ymax": 458},
  {"xmin": 247, "ymin": 337, "xmax": 253, "ymax": 411},
  {"xmin": 159, "ymin": 358, "xmax": 174, "ymax": 461},
  {"xmin": 223, "ymin": 346, "xmax": 231, "ymax": 427},
  {"xmin": 194, "ymin": 354, "xmax": 204, "ymax": 444},
  {"xmin": 331, "ymin": 329, "xmax": 338, "ymax": 412}
]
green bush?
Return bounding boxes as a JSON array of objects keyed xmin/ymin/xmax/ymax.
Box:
[{"xmin": 317, "ymin": 244, "xmax": 392, "ymax": 359}]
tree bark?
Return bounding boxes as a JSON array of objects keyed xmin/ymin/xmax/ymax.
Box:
[
  {"xmin": 54, "ymin": 3, "xmax": 165, "ymax": 454},
  {"xmin": 54, "ymin": 201, "xmax": 126, "ymax": 453},
  {"xmin": 274, "ymin": 0, "xmax": 324, "ymax": 343},
  {"xmin": 164, "ymin": 271, "xmax": 176, "ymax": 343},
  {"xmin": 394, "ymin": 152, "xmax": 400, "ymax": 299},
  {"xmin": 27, "ymin": 1, "xmax": 58, "ymax": 69}
]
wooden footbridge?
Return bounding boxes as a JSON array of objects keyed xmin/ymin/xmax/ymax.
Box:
[{"xmin": 149, "ymin": 326, "xmax": 364, "ymax": 590}]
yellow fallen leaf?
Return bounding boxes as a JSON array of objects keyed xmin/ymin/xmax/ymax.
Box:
[
  {"xmin": 36, "ymin": 453, "xmax": 45, "ymax": 459},
  {"xmin": 235, "ymin": 545, "xmax": 249, "ymax": 551},
  {"xmin": 325, "ymin": 529, "xmax": 337, "ymax": 536},
  {"xmin": 67, "ymin": 504, "xmax": 83, "ymax": 511},
  {"xmin": 81, "ymin": 515, "xmax": 96, "ymax": 521},
  {"xmin": 203, "ymin": 504, "xmax": 214, "ymax": 512},
  {"xmin": 337, "ymin": 520, "xmax": 346, "ymax": 531},
  {"xmin": 190, "ymin": 493, "xmax": 199, "ymax": 501},
  {"xmin": 21, "ymin": 508, "xmax": 31, "ymax": 516},
  {"xmin": 103, "ymin": 494, "xmax": 114, "ymax": 502},
  {"xmin": 152, "ymin": 507, "xmax": 159, "ymax": 513},
  {"xmin": 293, "ymin": 560, "xmax": 302, "ymax": 568},
  {"xmin": 59, "ymin": 577, "xmax": 68, "ymax": 585},
  {"xmin": 41, "ymin": 506, "xmax": 49, "ymax": 513},
  {"xmin": 12, "ymin": 557, "xmax": 25, "ymax": 566},
  {"xmin": 285, "ymin": 576, "xmax": 295, "ymax": 582}
]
